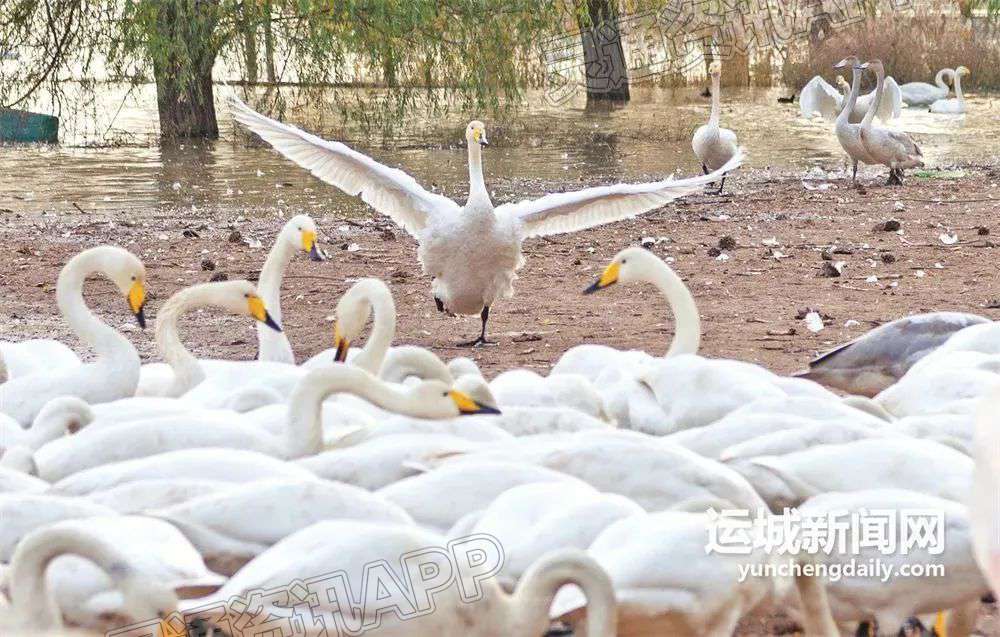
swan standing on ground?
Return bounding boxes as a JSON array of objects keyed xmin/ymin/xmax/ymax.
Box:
[
  {"xmin": 795, "ymin": 311, "xmax": 988, "ymax": 396},
  {"xmin": 859, "ymin": 60, "xmax": 924, "ymax": 186},
  {"xmin": 930, "ymin": 65, "xmax": 969, "ymax": 114},
  {"xmin": 227, "ymin": 95, "xmax": 742, "ymax": 346},
  {"xmin": 832, "ymin": 56, "xmax": 878, "ymax": 185},
  {"xmin": 900, "ymin": 68, "xmax": 954, "ymax": 106},
  {"xmin": 256, "ymin": 213, "xmax": 323, "ymax": 363},
  {"xmin": 0, "ymin": 247, "xmax": 147, "ymax": 425},
  {"xmin": 692, "ymin": 61, "xmax": 739, "ymax": 193},
  {"xmin": 799, "ymin": 69, "xmax": 902, "ymax": 123}
]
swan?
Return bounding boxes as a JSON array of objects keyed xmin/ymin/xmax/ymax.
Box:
[
  {"xmin": 793, "ymin": 489, "xmax": 987, "ymax": 634},
  {"xmin": 858, "ymin": 60, "xmax": 924, "ymax": 185},
  {"xmin": 255, "ymin": 213, "xmax": 323, "ymax": 363},
  {"xmin": 972, "ymin": 388, "xmax": 1000, "ymax": 597},
  {"xmin": 0, "ymin": 465, "xmax": 49, "ymax": 494},
  {"xmin": 30, "ymin": 365, "xmax": 498, "ymax": 480},
  {"xmin": 832, "ymin": 56, "xmax": 878, "ymax": 184},
  {"xmin": 0, "ymin": 493, "xmax": 117, "ymax": 562},
  {"xmin": 799, "ymin": 69, "xmax": 902, "ymax": 123},
  {"xmin": 84, "ymin": 478, "xmax": 237, "ymax": 514},
  {"xmin": 0, "ymin": 338, "xmax": 79, "ymax": 382},
  {"xmin": 930, "ymin": 65, "xmax": 969, "ymax": 114},
  {"xmin": 794, "ymin": 311, "xmax": 988, "ymax": 396},
  {"xmin": 692, "ymin": 61, "xmax": 739, "ymax": 193},
  {"xmin": 181, "ymin": 521, "xmax": 616, "ymax": 637},
  {"xmin": 447, "ymin": 481, "xmax": 643, "ymax": 585},
  {"xmin": 0, "ymin": 397, "xmax": 92, "ymax": 455},
  {"xmin": 136, "ymin": 279, "xmax": 283, "ymax": 398},
  {"xmin": 886, "ymin": 413, "xmax": 974, "ymax": 455},
  {"xmin": 302, "ymin": 277, "xmax": 396, "ymax": 371},
  {"xmin": 488, "ymin": 369, "xmax": 608, "ymax": 421},
  {"xmin": 551, "ymin": 509, "xmax": 784, "ymax": 637},
  {"xmin": 901, "ymin": 68, "xmax": 954, "ymax": 106},
  {"xmin": 875, "ymin": 363, "xmax": 1000, "ymax": 418},
  {"xmin": 151, "ymin": 477, "xmax": 413, "ymax": 575},
  {"xmin": 3, "ymin": 522, "xmax": 179, "ymax": 634},
  {"xmin": 228, "ymin": 94, "xmax": 742, "ymax": 346},
  {"xmin": 0, "ymin": 246, "xmax": 147, "ymax": 425}
]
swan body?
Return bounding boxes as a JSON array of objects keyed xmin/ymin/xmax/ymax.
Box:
[
  {"xmin": 0, "ymin": 397, "xmax": 92, "ymax": 456},
  {"xmin": 152, "ymin": 477, "xmax": 413, "ymax": 575},
  {"xmin": 0, "ymin": 465, "xmax": 49, "ymax": 494},
  {"xmin": 0, "ymin": 494, "xmax": 117, "ymax": 562},
  {"xmin": 858, "ymin": 60, "xmax": 923, "ymax": 185},
  {"xmin": 930, "ymin": 65, "xmax": 969, "ymax": 113},
  {"xmin": 228, "ymin": 94, "xmax": 742, "ymax": 345},
  {"xmin": 0, "ymin": 247, "xmax": 147, "ymax": 425},
  {"xmin": 84, "ymin": 478, "xmax": 236, "ymax": 514},
  {"xmin": 664, "ymin": 413, "xmax": 819, "ymax": 458},
  {"xmin": 0, "ymin": 339, "xmax": 79, "ymax": 381},
  {"xmin": 973, "ymin": 389, "xmax": 1000, "ymax": 597},
  {"xmin": 887, "ymin": 413, "xmax": 974, "ymax": 455},
  {"xmin": 488, "ymin": 369, "xmax": 607, "ymax": 421},
  {"xmin": 900, "ymin": 68, "xmax": 954, "ymax": 106},
  {"xmin": 182, "ymin": 521, "xmax": 616, "ymax": 637},
  {"xmin": 800, "ymin": 73, "xmax": 902, "ymax": 123},
  {"xmin": 833, "ymin": 56, "xmax": 878, "ymax": 183},
  {"xmin": 692, "ymin": 61, "xmax": 739, "ymax": 193},
  {"xmin": 796, "ymin": 311, "xmax": 988, "ymax": 396},
  {"xmin": 875, "ymin": 365, "xmax": 1000, "ymax": 417}
]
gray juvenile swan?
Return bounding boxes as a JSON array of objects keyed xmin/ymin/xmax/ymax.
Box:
[{"xmin": 228, "ymin": 95, "xmax": 743, "ymax": 346}]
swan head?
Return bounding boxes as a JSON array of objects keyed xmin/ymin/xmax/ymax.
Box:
[
  {"xmin": 833, "ymin": 55, "xmax": 860, "ymax": 70},
  {"xmin": 708, "ymin": 61, "xmax": 721, "ymax": 76},
  {"xmin": 34, "ymin": 396, "xmax": 94, "ymax": 434},
  {"xmin": 413, "ymin": 380, "xmax": 501, "ymax": 416},
  {"xmin": 583, "ymin": 246, "xmax": 661, "ymax": 294},
  {"xmin": 956, "ymin": 65, "xmax": 970, "ymax": 77},
  {"xmin": 859, "ymin": 59, "xmax": 884, "ymax": 74},
  {"xmin": 109, "ymin": 568, "xmax": 180, "ymax": 634},
  {"xmin": 282, "ymin": 213, "xmax": 323, "ymax": 261},
  {"xmin": 466, "ymin": 121, "xmax": 489, "ymax": 147},
  {"xmin": 331, "ymin": 279, "xmax": 388, "ymax": 363},
  {"xmin": 215, "ymin": 280, "xmax": 282, "ymax": 332},
  {"xmin": 100, "ymin": 248, "xmax": 148, "ymax": 328}
]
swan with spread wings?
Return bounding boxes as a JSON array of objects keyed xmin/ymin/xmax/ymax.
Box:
[{"xmin": 228, "ymin": 95, "xmax": 742, "ymax": 346}]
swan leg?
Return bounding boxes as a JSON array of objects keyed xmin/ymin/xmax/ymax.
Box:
[
  {"xmin": 886, "ymin": 169, "xmax": 903, "ymax": 186},
  {"xmin": 702, "ymin": 163, "xmax": 709, "ymax": 175},
  {"xmin": 434, "ymin": 296, "xmax": 445, "ymax": 313},
  {"xmin": 852, "ymin": 160, "xmax": 858, "ymax": 185},
  {"xmin": 458, "ymin": 306, "xmax": 496, "ymax": 347},
  {"xmin": 716, "ymin": 174, "xmax": 727, "ymax": 194}
]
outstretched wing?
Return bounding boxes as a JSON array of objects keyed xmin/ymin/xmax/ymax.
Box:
[
  {"xmin": 799, "ymin": 76, "xmax": 842, "ymax": 120},
  {"xmin": 227, "ymin": 95, "xmax": 460, "ymax": 237},
  {"xmin": 495, "ymin": 150, "xmax": 744, "ymax": 239},
  {"xmin": 878, "ymin": 77, "xmax": 904, "ymax": 121}
]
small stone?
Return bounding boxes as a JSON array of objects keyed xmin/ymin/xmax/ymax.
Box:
[
  {"xmin": 875, "ymin": 219, "xmax": 901, "ymax": 232},
  {"xmin": 227, "ymin": 230, "xmax": 243, "ymax": 244},
  {"xmin": 718, "ymin": 235, "xmax": 737, "ymax": 250},
  {"xmin": 707, "ymin": 246, "xmax": 722, "ymax": 257},
  {"xmin": 820, "ymin": 261, "xmax": 843, "ymax": 277},
  {"xmin": 209, "ymin": 272, "xmax": 228, "ymax": 282},
  {"xmin": 201, "ymin": 258, "xmax": 216, "ymax": 271},
  {"xmin": 381, "ymin": 228, "xmax": 396, "ymax": 241},
  {"xmin": 182, "ymin": 229, "xmax": 200, "ymax": 239},
  {"xmin": 977, "ymin": 226, "xmax": 990, "ymax": 236},
  {"xmin": 880, "ymin": 253, "xmax": 896, "ymax": 264}
]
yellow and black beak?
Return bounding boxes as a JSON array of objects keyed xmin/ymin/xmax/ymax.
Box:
[
  {"xmin": 128, "ymin": 280, "xmax": 147, "ymax": 329},
  {"xmin": 583, "ymin": 261, "xmax": 620, "ymax": 295},
  {"xmin": 333, "ymin": 323, "xmax": 350, "ymax": 363},
  {"xmin": 302, "ymin": 230, "xmax": 323, "ymax": 262},
  {"xmin": 247, "ymin": 295, "xmax": 282, "ymax": 332},
  {"xmin": 450, "ymin": 390, "xmax": 501, "ymax": 415}
]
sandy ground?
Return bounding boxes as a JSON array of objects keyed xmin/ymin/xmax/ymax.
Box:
[{"xmin": 2, "ymin": 163, "xmax": 999, "ymax": 634}]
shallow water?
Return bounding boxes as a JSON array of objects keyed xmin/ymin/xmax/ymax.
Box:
[{"xmin": 2, "ymin": 84, "xmax": 998, "ymax": 216}]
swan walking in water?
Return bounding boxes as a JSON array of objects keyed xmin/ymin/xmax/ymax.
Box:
[
  {"xmin": 799, "ymin": 68, "xmax": 902, "ymax": 123},
  {"xmin": 930, "ymin": 65, "xmax": 970, "ymax": 114},
  {"xmin": 0, "ymin": 246, "xmax": 147, "ymax": 425},
  {"xmin": 900, "ymin": 68, "xmax": 954, "ymax": 106},
  {"xmin": 692, "ymin": 61, "xmax": 739, "ymax": 194},
  {"xmin": 832, "ymin": 56, "xmax": 878, "ymax": 185},
  {"xmin": 227, "ymin": 95, "xmax": 742, "ymax": 346},
  {"xmin": 858, "ymin": 60, "xmax": 923, "ymax": 186}
]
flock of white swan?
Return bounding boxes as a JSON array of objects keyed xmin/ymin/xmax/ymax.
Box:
[{"xmin": 1, "ymin": 58, "xmax": 996, "ymax": 637}]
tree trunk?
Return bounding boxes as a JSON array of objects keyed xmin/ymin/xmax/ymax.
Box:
[
  {"xmin": 242, "ymin": 11, "xmax": 259, "ymax": 84},
  {"xmin": 263, "ymin": 1, "xmax": 277, "ymax": 83},
  {"xmin": 576, "ymin": 0, "xmax": 630, "ymax": 103},
  {"xmin": 151, "ymin": 0, "xmax": 220, "ymax": 140}
]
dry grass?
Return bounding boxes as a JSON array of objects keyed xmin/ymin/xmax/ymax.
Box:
[{"xmin": 781, "ymin": 13, "xmax": 1000, "ymax": 91}]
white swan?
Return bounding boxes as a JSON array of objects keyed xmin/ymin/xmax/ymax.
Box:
[
  {"xmin": 151, "ymin": 477, "xmax": 413, "ymax": 575},
  {"xmin": 832, "ymin": 56, "xmax": 878, "ymax": 184},
  {"xmin": 800, "ymin": 70, "xmax": 902, "ymax": 123},
  {"xmin": 795, "ymin": 311, "xmax": 988, "ymax": 396},
  {"xmin": 0, "ymin": 338, "xmax": 79, "ymax": 382},
  {"xmin": 0, "ymin": 246, "xmax": 147, "ymax": 425},
  {"xmin": 228, "ymin": 94, "xmax": 742, "ymax": 346},
  {"xmin": 84, "ymin": 478, "xmax": 236, "ymax": 514},
  {"xmin": 256, "ymin": 213, "xmax": 323, "ymax": 363},
  {"xmin": 692, "ymin": 61, "xmax": 739, "ymax": 193},
  {"xmin": 0, "ymin": 397, "xmax": 92, "ymax": 455},
  {"xmin": 972, "ymin": 388, "xmax": 1000, "ymax": 597},
  {"xmin": 930, "ymin": 65, "xmax": 969, "ymax": 114},
  {"xmin": 136, "ymin": 279, "xmax": 283, "ymax": 398},
  {"xmin": 0, "ymin": 493, "xmax": 117, "ymax": 562},
  {"xmin": 0, "ymin": 464, "xmax": 48, "ymax": 494},
  {"xmin": 302, "ymin": 277, "xmax": 396, "ymax": 372},
  {"xmin": 182, "ymin": 521, "xmax": 616, "ymax": 637},
  {"xmin": 858, "ymin": 60, "xmax": 924, "ymax": 185},
  {"xmin": 900, "ymin": 68, "xmax": 954, "ymax": 106},
  {"xmin": 3, "ymin": 522, "xmax": 179, "ymax": 634}
]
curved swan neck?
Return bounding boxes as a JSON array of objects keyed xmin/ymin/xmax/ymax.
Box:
[
  {"xmin": 794, "ymin": 567, "xmax": 838, "ymax": 636},
  {"xmin": 154, "ymin": 284, "xmax": 223, "ymax": 396},
  {"xmin": 709, "ymin": 73, "xmax": 721, "ymax": 126},
  {"xmin": 954, "ymin": 72, "xmax": 965, "ymax": 105},
  {"xmin": 9, "ymin": 527, "xmax": 129, "ymax": 629},
  {"xmin": 837, "ymin": 68, "xmax": 861, "ymax": 123},
  {"xmin": 379, "ymin": 346, "xmax": 452, "ymax": 384},
  {"xmin": 935, "ymin": 68, "xmax": 951, "ymax": 91},
  {"xmin": 56, "ymin": 249, "xmax": 136, "ymax": 363},
  {"xmin": 256, "ymin": 230, "xmax": 296, "ymax": 363},
  {"xmin": 861, "ymin": 66, "xmax": 884, "ymax": 129},
  {"xmin": 511, "ymin": 550, "xmax": 616, "ymax": 637},
  {"xmin": 351, "ymin": 285, "xmax": 397, "ymax": 375},
  {"xmin": 285, "ymin": 366, "xmax": 410, "ymax": 458},
  {"xmin": 642, "ymin": 260, "xmax": 701, "ymax": 357},
  {"xmin": 466, "ymin": 141, "xmax": 492, "ymax": 207}
]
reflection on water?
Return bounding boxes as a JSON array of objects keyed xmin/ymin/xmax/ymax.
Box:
[{"xmin": 1, "ymin": 84, "xmax": 998, "ymax": 215}]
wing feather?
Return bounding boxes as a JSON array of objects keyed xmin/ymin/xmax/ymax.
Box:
[
  {"xmin": 496, "ymin": 150, "xmax": 744, "ymax": 238},
  {"xmin": 799, "ymin": 76, "xmax": 842, "ymax": 120},
  {"xmin": 227, "ymin": 95, "xmax": 460, "ymax": 237},
  {"xmin": 878, "ymin": 77, "xmax": 903, "ymax": 120}
]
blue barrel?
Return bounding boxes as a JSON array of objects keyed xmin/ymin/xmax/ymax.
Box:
[{"xmin": 0, "ymin": 108, "xmax": 59, "ymax": 144}]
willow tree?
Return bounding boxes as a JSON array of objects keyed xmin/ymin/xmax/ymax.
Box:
[{"xmin": 0, "ymin": 0, "xmax": 560, "ymax": 140}]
